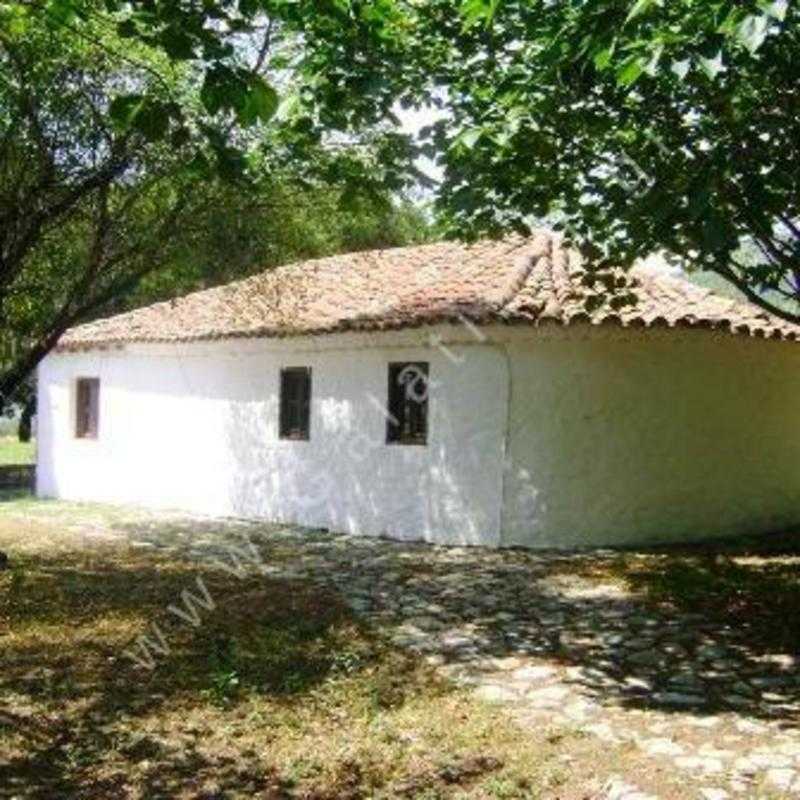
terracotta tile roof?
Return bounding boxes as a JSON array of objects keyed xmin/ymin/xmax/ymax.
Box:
[{"xmin": 57, "ymin": 231, "xmax": 800, "ymax": 351}]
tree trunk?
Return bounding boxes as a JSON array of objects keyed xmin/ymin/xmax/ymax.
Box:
[
  {"xmin": 18, "ymin": 394, "xmax": 35, "ymax": 443},
  {"xmin": 0, "ymin": 330, "xmax": 62, "ymax": 411}
]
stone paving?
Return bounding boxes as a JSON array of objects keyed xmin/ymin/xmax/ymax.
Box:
[{"xmin": 22, "ymin": 505, "xmax": 800, "ymax": 798}]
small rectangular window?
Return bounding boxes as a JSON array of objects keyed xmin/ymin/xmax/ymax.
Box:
[
  {"xmin": 279, "ymin": 367, "xmax": 311, "ymax": 440},
  {"xmin": 75, "ymin": 377, "xmax": 100, "ymax": 439},
  {"xmin": 386, "ymin": 362, "xmax": 429, "ymax": 445}
]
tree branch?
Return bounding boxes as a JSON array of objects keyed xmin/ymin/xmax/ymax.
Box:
[
  {"xmin": 252, "ymin": 18, "xmax": 275, "ymax": 74},
  {"xmin": 0, "ymin": 189, "xmax": 195, "ymax": 405},
  {"xmin": 715, "ymin": 260, "xmax": 800, "ymax": 325}
]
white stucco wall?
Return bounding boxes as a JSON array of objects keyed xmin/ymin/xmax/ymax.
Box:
[
  {"xmin": 502, "ymin": 327, "xmax": 800, "ymax": 547},
  {"xmin": 37, "ymin": 324, "xmax": 800, "ymax": 548},
  {"xmin": 36, "ymin": 329, "xmax": 508, "ymax": 546}
]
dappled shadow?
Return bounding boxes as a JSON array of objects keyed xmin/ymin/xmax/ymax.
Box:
[
  {"xmin": 222, "ymin": 330, "xmax": 510, "ymax": 548},
  {"xmin": 0, "ymin": 542, "xmax": 432, "ymax": 797},
  {"xmin": 424, "ymin": 536, "xmax": 800, "ymax": 726},
  {"xmin": 107, "ymin": 517, "xmax": 800, "ymax": 725},
  {"xmin": 4, "ymin": 503, "xmax": 800, "ymax": 795},
  {"xmin": 376, "ymin": 536, "xmax": 800, "ymax": 724},
  {"xmin": 0, "ymin": 488, "xmax": 35, "ymax": 503},
  {"xmin": 1, "ymin": 714, "xmax": 285, "ymax": 800}
]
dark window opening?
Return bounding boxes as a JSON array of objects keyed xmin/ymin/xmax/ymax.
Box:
[
  {"xmin": 279, "ymin": 367, "xmax": 311, "ymax": 440},
  {"xmin": 386, "ymin": 362, "xmax": 429, "ymax": 445},
  {"xmin": 75, "ymin": 377, "xmax": 100, "ymax": 439}
]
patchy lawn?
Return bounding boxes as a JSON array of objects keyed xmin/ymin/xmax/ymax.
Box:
[
  {"xmin": 0, "ymin": 495, "xmax": 692, "ymax": 800},
  {"xmin": 0, "ymin": 437, "xmax": 35, "ymax": 465}
]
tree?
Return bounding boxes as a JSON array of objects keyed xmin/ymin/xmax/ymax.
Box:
[
  {"xmin": 277, "ymin": 0, "xmax": 800, "ymax": 322},
  {"xmin": 9, "ymin": 0, "xmax": 794, "ymax": 416},
  {"xmin": 128, "ymin": 180, "xmax": 428, "ymax": 311},
  {"xmin": 1, "ymin": 163, "xmax": 427, "ymax": 438},
  {"xmin": 0, "ymin": 7, "xmax": 211, "ymax": 407},
  {"xmin": 413, "ymin": 1, "xmax": 800, "ymax": 322},
  {"xmin": 0, "ymin": 0, "xmax": 423, "ymax": 409}
]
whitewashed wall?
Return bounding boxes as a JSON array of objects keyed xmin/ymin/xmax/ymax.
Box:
[
  {"xmin": 38, "ymin": 325, "xmax": 800, "ymax": 548},
  {"xmin": 502, "ymin": 327, "xmax": 800, "ymax": 547},
  {"xmin": 37, "ymin": 330, "xmax": 508, "ymax": 546}
]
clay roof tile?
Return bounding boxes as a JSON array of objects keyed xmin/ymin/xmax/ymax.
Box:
[{"xmin": 57, "ymin": 231, "xmax": 800, "ymax": 351}]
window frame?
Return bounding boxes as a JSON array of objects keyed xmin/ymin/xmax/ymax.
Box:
[
  {"xmin": 279, "ymin": 366, "xmax": 312, "ymax": 441},
  {"xmin": 386, "ymin": 361, "xmax": 429, "ymax": 446},
  {"xmin": 75, "ymin": 377, "xmax": 100, "ymax": 440}
]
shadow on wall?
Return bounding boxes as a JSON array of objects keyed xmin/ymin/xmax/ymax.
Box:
[{"xmin": 222, "ymin": 389, "xmax": 499, "ymax": 546}]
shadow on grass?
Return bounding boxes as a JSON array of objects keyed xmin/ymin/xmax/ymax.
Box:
[
  {"xmin": 0, "ymin": 545, "xmax": 434, "ymax": 798},
  {"xmin": 0, "ymin": 487, "xmax": 35, "ymax": 503},
  {"xmin": 3, "ymin": 505, "xmax": 800, "ymax": 795},
  {"xmin": 165, "ymin": 522, "xmax": 800, "ymax": 728},
  {"xmin": 541, "ymin": 533, "xmax": 800, "ymax": 722},
  {"xmin": 619, "ymin": 550, "xmax": 800, "ymax": 654},
  {"xmin": 118, "ymin": 518, "xmax": 800, "ymax": 726}
]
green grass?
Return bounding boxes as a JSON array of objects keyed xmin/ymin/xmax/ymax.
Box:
[
  {"xmin": 0, "ymin": 498, "xmax": 671, "ymax": 799},
  {"xmin": 7, "ymin": 496, "xmax": 788, "ymax": 798},
  {"xmin": 0, "ymin": 436, "xmax": 35, "ymax": 465}
]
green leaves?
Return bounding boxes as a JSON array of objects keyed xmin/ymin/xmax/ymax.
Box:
[
  {"xmin": 243, "ymin": 77, "xmax": 279, "ymax": 125},
  {"xmin": 593, "ymin": 46, "xmax": 615, "ymax": 71},
  {"xmin": 199, "ymin": 66, "xmax": 233, "ymax": 116},
  {"xmin": 625, "ymin": 0, "xmax": 659, "ymax": 24},
  {"xmin": 616, "ymin": 57, "xmax": 645, "ymax": 87},
  {"xmin": 459, "ymin": 0, "xmax": 500, "ymax": 28},
  {"xmin": 200, "ymin": 67, "xmax": 279, "ymax": 125},
  {"xmin": 584, "ymin": 0, "xmax": 790, "ymax": 87},
  {"xmin": 717, "ymin": 1, "xmax": 787, "ymax": 55},
  {"xmin": 400, "ymin": 0, "xmax": 800, "ymax": 319},
  {"xmin": 116, "ymin": 18, "xmax": 137, "ymax": 38},
  {"xmin": 453, "ymin": 127, "xmax": 483, "ymax": 151},
  {"xmin": 0, "ymin": 2, "xmax": 30, "ymax": 36},
  {"xmin": 109, "ymin": 95, "xmax": 176, "ymax": 142},
  {"xmin": 109, "ymin": 94, "xmax": 144, "ymax": 130},
  {"xmin": 698, "ymin": 52, "xmax": 725, "ymax": 79},
  {"xmin": 132, "ymin": 99, "xmax": 172, "ymax": 142},
  {"xmin": 44, "ymin": 0, "xmax": 80, "ymax": 26},
  {"xmin": 702, "ymin": 209, "xmax": 735, "ymax": 253},
  {"xmin": 159, "ymin": 25, "xmax": 196, "ymax": 60}
]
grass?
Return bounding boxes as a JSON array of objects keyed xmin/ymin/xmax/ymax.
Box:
[
  {"xmin": 0, "ymin": 436, "xmax": 35, "ymax": 465},
  {"xmin": 0, "ymin": 497, "xmax": 689, "ymax": 799},
  {"xmin": 4, "ymin": 496, "xmax": 797, "ymax": 798}
]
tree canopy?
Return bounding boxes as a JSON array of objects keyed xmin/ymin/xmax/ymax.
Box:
[
  {"xmin": 0, "ymin": 2, "xmax": 428, "ymax": 409},
  {"xmin": 0, "ymin": 8, "xmax": 200, "ymax": 404},
  {"xmin": 409, "ymin": 0, "xmax": 799, "ymax": 323},
  {"xmin": 39, "ymin": 0, "xmax": 794, "ymax": 322},
  {"xmin": 267, "ymin": 0, "xmax": 795, "ymax": 322},
  {"xmin": 1, "ymin": 0, "xmax": 798, "ymax": 416}
]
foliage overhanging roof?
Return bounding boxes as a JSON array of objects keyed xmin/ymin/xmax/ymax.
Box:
[{"xmin": 57, "ymin": 232, "xmax": 800, "ymax": 351}]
